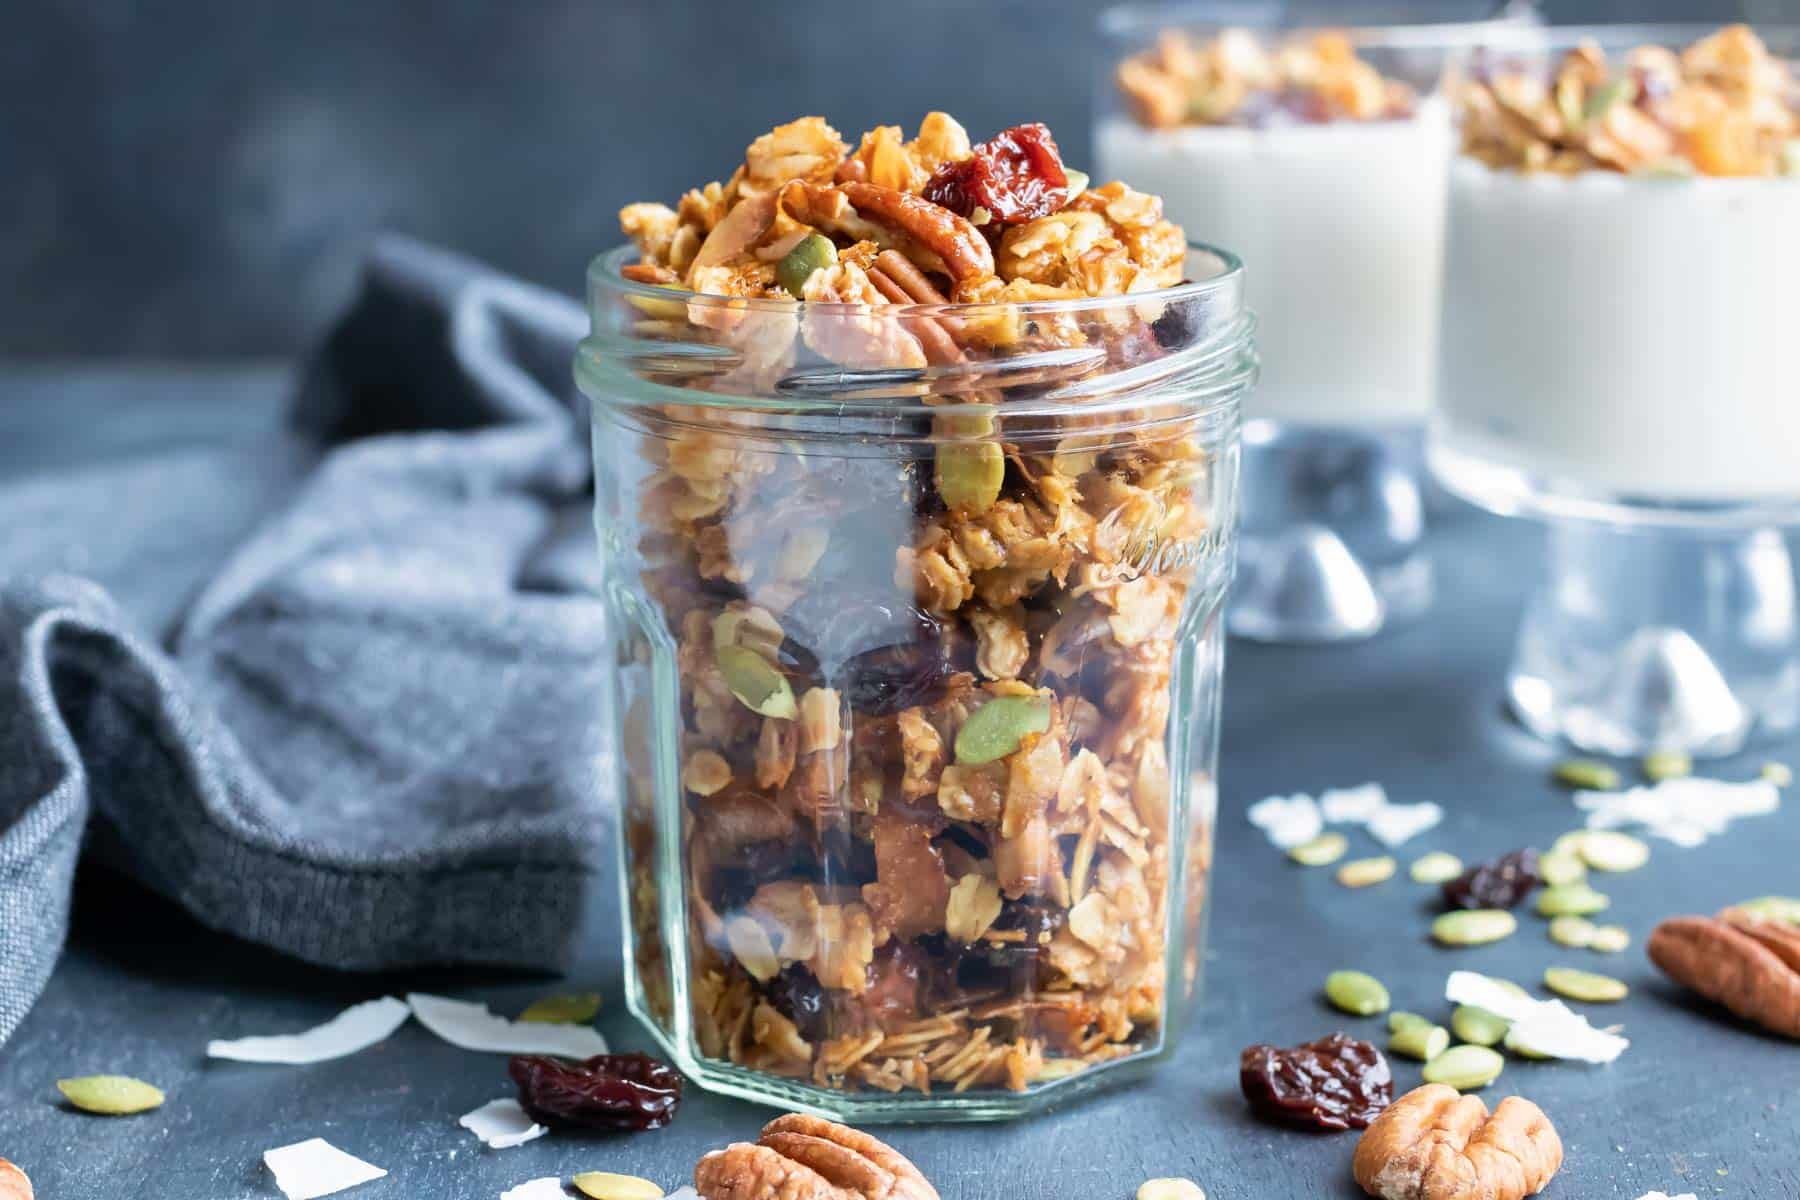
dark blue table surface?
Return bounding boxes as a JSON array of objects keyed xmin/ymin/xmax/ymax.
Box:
[{"xmin": 0, "ymin": 367, "xmax": 1795, "ymax": 1199}]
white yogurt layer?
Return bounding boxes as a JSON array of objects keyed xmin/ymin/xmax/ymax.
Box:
[
  {"xmin": 1096, "ymin": 101, "xmax": 1452, "ymax": 426},
  {"xmin": 1437, "ymin": 158, "xmax": 1800, "ymax": 501}
]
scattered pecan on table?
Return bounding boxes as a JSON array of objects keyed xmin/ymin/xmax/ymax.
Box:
[
  {"xmin": 1352, "ymin": 1084, "xmax": 1562, "ymax": 1200},
  {"xmin": 694, "ymin": 1114, "xmax": 939, "ymax": 1200},
  {"xmin": 1648, "ymin": 907, "xmax": 1800, "ymax": 1039}
]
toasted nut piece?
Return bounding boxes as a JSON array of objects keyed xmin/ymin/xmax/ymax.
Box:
[
  {"xmin": 695, "ymin": 1114, "xmax": 940, "ymax": 1200},
  {"xmin": 838, "ymin": 182, "xmax": 996, "ymax": 284},
  {"xmin": 1353, "ymin": 1084, "xmax": 1562, "ymax": 1200},
  {"xmin": 1649, "ymin": 915, "xmax": 1800, "ymax": 1038},
  {"xmin": 0, "ymin": 1159, "xmax": 31, "ymax": 1200}
]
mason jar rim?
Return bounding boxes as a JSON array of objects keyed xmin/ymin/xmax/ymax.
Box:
[
  {"xmin": 1459, "ymin": 22, "xmax": 1800, "ymax": 55},
  {"xmin": 1096, "ymin": 4, "xmax": 1524, "ymax": 49}
]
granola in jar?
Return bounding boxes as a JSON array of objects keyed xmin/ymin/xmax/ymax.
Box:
[{"xmin": 587, "ymin": 113, "xmax": 1251, "ymax": 1114}]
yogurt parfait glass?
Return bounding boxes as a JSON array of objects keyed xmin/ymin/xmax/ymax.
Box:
[
  {"xmin": 1097, "ymin": 4, "xmax": 1508, "ymax": 642},
  {"xmin": 1432, "ymin": 24, "xmax": 1800, "ymax": 756},
  {"xmin": 579, "ymin": 239, "xmax": 1254, "ymax": 1119}
]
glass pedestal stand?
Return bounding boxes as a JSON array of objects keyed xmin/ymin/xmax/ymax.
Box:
[{"xmin": 1230, "ymin": 421, "xmax": 1432, "ymax": 643}]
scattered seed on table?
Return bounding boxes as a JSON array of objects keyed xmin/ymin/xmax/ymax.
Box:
[
  {"xmin": 1137, "ymin": 1180, "xmax": 1206, "ymax": 1200},
  {"xmin": 1553, "ymin": 759, "xmax": 1621, "ymax": 791},
  {"xmin": 1641, "ymin": 749, "xmax": 1692, "ymax": 782},
  {"xmin": 1537, "ymin": 882, "xmax": 1610, "ymax": 917},
  {"xmin": 1433, "ymin": 908, "xmax": 1518, "ymax": 946},
  {"xmin": 1544, "ymin": 966, "xmax": 1629, "ymax": 1003},
  {"xmin": 1337, "ymin": 856, "xmax": 1396, "ymax": 888},
  {"xmin": 56, "ymin": 1076, "xmax": 164, "ymax": 1116},
  {"xmin": 1537, "ymin": 849, "xmax": 1587, "ymax": 887},
  {"xmin": 1422, "ymin": 1044, "xmax": 1505, "ymax": 1090},
  {"xmin": 1325, "ymin": 970, "xmax": 1390, "ymax": 1016},
  {"xmin": 1289, "ymin": 832, "xmax": 1349, "ymax": 867},
  {"xmin": 572, "ymin": 1173, "xmax": 665, "ymax": 1200},
  {"xmin": 1588, "ymin": 925, "xmax": 1631, "ymax": 953},
  {"xmin": 1389, "ymin": 1022, "xmax": 1450, "ymax": 1062},
  {"xmin": 1577, "ymin": 830, "xmax": 1649, "ymax": 873},
  {"xmin": 1409, "ymin": 851, "xmax": 1464, "ymax": 885},
  {"xmin": 1764, "ymin": 761, "xmax": 1793, "ymax": 787},
  {"xmin": 1451, "ymin": 1005, "xmax": 1510, "ymax": 1047},
  {"xmin": 1388, "ymin": 1011, "xmax": 1432, "ymax": 1035},
  {"xmin": 1548, "ymin": 915, "xmax": 1597, "ymax": 948}
]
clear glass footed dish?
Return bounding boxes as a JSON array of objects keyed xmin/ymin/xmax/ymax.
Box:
[{"xmin": 576, "ymin": 113, "xmax": 1253, "ymax": 1120}]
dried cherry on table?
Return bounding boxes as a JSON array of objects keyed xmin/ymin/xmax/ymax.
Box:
[
  {"xmin": 509, "ymin": 1052, "xmax": 683, "ymax": 1132},
  {"xmin": 1442, "ymin": 848, "xmax": 1541, "ymax": 911},
  {"xmin": 1239, "ymin": 1033, "xmax": 1393, "ymax": 1132}
]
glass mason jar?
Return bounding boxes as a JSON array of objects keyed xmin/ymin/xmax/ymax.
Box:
[{"xmin": 578, "ymin": 242, "xmax": 1254, "ymax": 1121}]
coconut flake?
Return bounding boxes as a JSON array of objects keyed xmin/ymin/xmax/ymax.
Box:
[
  {"xmin": 409, "ymin": 993, "xmax": 608, "ymax": 1057},
  {"xmin": 665, "ymin": 1190, "xmax": 701, "ymax": 1200},
  {"xmin": 1636, "ymin": 1193, "xmax": 1697, "ymax": 1200},
  {"xmin": 1445, "ymin": 971, "xmax": 1628, "ymax": 1064},
  {"xmin": 1364, "ymin": 801, "xmax": 1443, "ymax": 847},
  {"xmin": 208, "ymin": 997, "xmax": 410, "ymax": 1065},
  {"xmin": 501, "ymin": 1179, "xmax": 571, "ymax": 1200},
  {"xmin": 1319, "ymin": 782, "xmax": 1388, "ymax": 824},
  {"xmin": 1576, "ymin": 777, "xmax": 1778, "ymax": 848},
  {"xmin": 459, "ymin": 1098, "xmax": 549, "ymax": 1149},
  {"xmin": 1247, "ymin": 793, "xmax": 1323, "ymax": 849},
  {"xmin": 263, "ymin": 1138, "xmax": 387, "ymax": 1200}
]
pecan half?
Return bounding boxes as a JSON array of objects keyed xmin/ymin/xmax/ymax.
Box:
[
  {"xmin": 837, "ymin": 183, "xmax": 995, "ymax": 285},
  {"xmin": 1648, "ymin": 914, "xmax": 1800, "ymax": 1038},
  {"xmin": 0, "ymin": 1159, "xmax": 30, "ymax": 1200},
  {"xmin": 1353, "ymin": 1084, "xmax": 1562, "ymax": 1200},
  {"xmin": 695, "ymin": 1114, "xmax": 939, "ymax": 1200}
]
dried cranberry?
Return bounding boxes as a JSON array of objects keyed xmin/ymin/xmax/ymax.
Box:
[
  {"xmin": 1442, "ymin": 848, "xmax": 1541, "ymax": 911},
  {"xmin": 784, "ymin": 595, "xmax": 970, "ymax": 715},
  {"xmin": 923, "ymin": 123, "xmax": 1071, "ymax": 226},
  {"xmin": 1150, "ymin": 302, "xmax": 1196, "ymax": 351},
  {"xmin": 508, "ymin": 1052, "xmax": 682, "ymax": 1132},
  {"xmin": 765, "ymin": 964, "xmax": 832, "ymax": 1042},
  {"xmin": 1239, "ymin": 1033, "xmax": 1392, "ymax": 1132}
]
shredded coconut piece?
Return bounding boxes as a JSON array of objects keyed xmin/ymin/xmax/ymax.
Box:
[
  {"xmin": 208, "ymin": 997, "xmax": 410, "ymax": 1065},
  {"xmin": 1636, "ymin": 1193, "xmax": 1698, "ymax": 1200},
  {"xmin": 458, "ymin": 1099, "xmax": 549, "ymax": 1149},
  {"xmin": 665, "ymin": 1190, "xmax": 702, "ymax": 1200},
  {"xmin": 1364, "ymin": 801, "xmax": 1443, "ymax": 847},
  {"xmin": 1576, "ymin": 777, "xmax": 1780, "ymax": 848},
  {"xmin": 501, "ymin": 1179, "xmax": 572, "ymax": 1200},
  {"xmin": 263, "ymin": 1138, "xmax": 387, "ymax": 1200},
  {"xmin": 1445, "ymin": 971, "xmax": 1628, "ymax": 1063},
  {"xmin": 408, "ymin": 993, "xmax": 608, "ymax": 1057},
  {"xmin": 1247, "ymin": 793, "xmax": 1322, "ymax": 849},
  {"xmin": 1319, "ymin": 782, "xmax": 1387, "ymax": 824}
]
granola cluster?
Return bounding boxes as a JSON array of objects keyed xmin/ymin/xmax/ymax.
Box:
[
  {"xmin": 1460, "ymin": 25, "xmax": 1800, "ymax": 176},
  {"xmin": 1116, "ymin": 29, "xmax": 1417, "ymax": 129},
  {"xmin": 608, "ymin": 116, "xmax": 1226, "ymax": 1095}
]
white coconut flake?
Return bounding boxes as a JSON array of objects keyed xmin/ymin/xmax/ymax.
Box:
[
  {"xmin": 1576, "ymin": 777, "xmax": 1779, "ymax": 848},
  {"xmin": 1247, "ymin": 793, "xmax": 1323, "ymax": 849},
  {"xmin": 1364, "ymin": 801, "xmax": 1443, "ymax": 847},
  {"xmin": 1445, "ymin": 971, "xmax": 1628, "ymax": 1064},
  {"xmin": 263, "ymin": 1138, "xmax": 387, "ymax": 1200},
  {"xmin": 501, "ymin": 1179, "xmax": 571, "ymax": 1200},
  {"xmin": 459, "ymin": 1098, "xmax": 549, "ymax": 1149},
  {"xmin": 665, "ymin": 1190, "xmax": 701, "ymax": 1200},
  {"xmin": 208, "ymin": 996, "xmax": 410, "ymax": 1065},
  {"xmin": 1635, "ymin": 1193, "xmax": 1698, "ymax": 1200},
  {"xmin": 408, "ymin": 993, "xmax": 608, "ymax": 1057},
  {"xmin": 1319, "ymin": 782, "xmax": 1388, "ymax": 824}
]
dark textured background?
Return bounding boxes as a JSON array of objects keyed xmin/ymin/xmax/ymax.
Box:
[{"xmin": 3, "ymin": 0, "xmax": 1785, "ymax": 359}]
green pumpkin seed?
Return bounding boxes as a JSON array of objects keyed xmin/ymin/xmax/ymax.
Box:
[
  {"xmin": 1324, "ymin": 970, "xmax": 1390, "ymax": 1016},
  {"xmin": 1336, "ymin": 856, "xmax": 1396, "ymax": 889},
  {"xmin": 57, "ymin": 1075, "xmax": 164, "ymax": 1116},
  {"xmin": 1289, "ymin": 832, "xmax": 1348, "ymax": 867},
  {"xmin": 1432, "ymin": 908, "xmax": 1517, "ymax": 946},
  {"xmin": 518, "ymin": 992, "xmax": 601, "ymax": 1024},
  {"xmin": 935, "ymin": 441, "xmax": 1005, "ymax": 513},
  {"xmin": 716, "ymin": 645, "xmax": 797, "ymax": 719},
  {"xmin": 776, "ymin": 233, "xmax": 837, "ymax": 297},
  {"xmin": 1421, "ymin": 1044, "xmax": 1505, "ymax": 1090},
  {"xmin": 1547, "ymin": 915, "xmax": 1596, "ymax": 948},
  {"xmin": 572, "ymin": 1172, "xmax": 665, "ymax": 1200},
  {"xmin": 1588, "ymin": 924, "xmax": 1631, "ymax": 953},
  {"xmin": 1544, "ymin": 966, "xmax": 1629, "ymax": 1003},
  {"xmin": 1062, "ymin": 169, "xmax": 1091, "ymax": 197},
  {"xmin": 1537, "ymin": 882, "xmax": 1610, "ymax": 917},
  {"xmin": 1389, "ymin": 1022, "xmax": 1450, "ymax": 1062},
  {"xmin": 1732, "ymin": 895, "xmax": 1800, "ymax": 927},
  {"xmin": 1451, "ymin": 1005, "xmax": 1510, "ymax": 1047},
  {"xmin": 1641, "ymin": 749, "xmax": 1692, "ymax": 782},
  {"xmin": 954, "ymin": 696, "xmax": 1051, "ymax": 766},
  {"xmin": 1537, "ymin": 849, "xmax": 1587, "ymax": 887},
  {"xmin": 1408, "ymin": 852, "xmax": 1464, "ymax": 885},
  {"xmin": 1577, "ymin": 830, "xmax": 1649, "ymax": 873},
  {"xmin": 1388, "ymin": 1010, "xmax": 1432, "ymax": 1035},
  {"xmin": 1763, "ymin": 761, "xmax": 1793, "ymax": 787},
  {"xmin": 1552, "ymin": 759, "xmax": 1620, "ymax": 791}
]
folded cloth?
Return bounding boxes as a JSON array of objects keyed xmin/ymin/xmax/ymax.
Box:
[{"xmin": 0, "ymin": 236, "xmax": 611, "ymax": 1047}]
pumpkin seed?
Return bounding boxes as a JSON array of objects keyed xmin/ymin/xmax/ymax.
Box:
[
  {"xmin": 716, "ymin": 645, "xmax": 797, "ymax": 719},
  {"xmin": 1549, "ymin": 830, "xmax": 1591, "ymax": 857},
  {"xmin": 1733, "ymin": 895, "xmax": 1800, "ymax": 927},
  {"xmin": 518, "ymin": 993, "xmax": 601, "ymax": 1024},
  {"xmin": 1062, "ymin": 169, "xmax": 1092, "ymax": 198},
  {"xmin": 1336, "ymin": 856, "xmax": 1396, "ymax": 889},
  {"xmin": 1324, "ymin": 970, "xmax": 1390, "ymax": 1017},
  {"xmin": 1588, "ymin": 924, "xmax": 1631, "ymax": 953},
  {"xmin": 1577, "ymin": 830, "xmax": 1649, "ymax": 873},
  {"xmin": 1544, "ymin": 966, "xmax": 1629, "ymax": 1003},
  {"xmin": 1432, "ymin": 908, "xmax": 1517, "ymax": 946},
  {"xmin": 1537, "ymin": 882, "xmax": 1610, "ymax": 917},
  {"xmin": 1421, "ymin": 1044, "xmax": 1505, "ymax": 1090},
  {"xmin": 56, "ymin": 1075, "xmax": 164, "ymax": 1116},
  {"xmin": 1135, "ymin": 1180, "xmax": 1205, "ymax": 1200},
  {"xmin": 1288, "ymin": 832, "xmax": 1348, "ymax": 867},
  {"xmin": 1763, "ymin": 761, "xmax": 1793, "ymax": 787},
  {"xmin": 1451, "ymin": 1005, "xmax": 1510, "ymax": 1047},
  {"xmin": 776, "ymin": 232, "xmax": 837, "ymax": 297},
  {"xmin": 1536, "ymin": 849, "xmax": 1587, "ymax": 887},
  {"xmin": 935, "ymin": 441, "xmax": 1005, "ymax": 513},
  {"xmin": 1388, "ymin": 1011, "xmax": 1432, "ymax": 1035},
  {"xmin": 954, "ymin": 696, "xmax": 1051, "ymax": 766},
  {"xmin": 573, "ymin": 1172, "xmax": 665, "ymax": 1200},
  {"xmin": 1552, "ymin": 759, "xmax": 1620, "ymax": 791},
  {"xmin": 1641, "ymin": 749, "xmax": 1692, "ymax": 782},
  {"xmin": 1548, "ymin": 915, "xmax": 1596, "ymax": 948},
  {"xmin": 1408, "ymin": 851, "xmax": 1464, "ymax": 885},
  {"xmin": 1389, "ymin": 1022, "xmax": 1450, "ymax": 1062}
]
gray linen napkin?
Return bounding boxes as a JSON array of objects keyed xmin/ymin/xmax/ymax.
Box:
[{"xmin": 0, "ymin": 236, "xmax": 612, "ymax": 1047}]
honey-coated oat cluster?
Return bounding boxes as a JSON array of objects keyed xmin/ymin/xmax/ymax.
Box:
[
  {"xmin": 612, "ymin": 115, "xmax": 1223, "ymax": 1094},
  {"xmin": 1460, "ymin": 25, "xmax": 1800, "ymax": 176}
]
